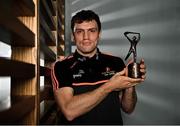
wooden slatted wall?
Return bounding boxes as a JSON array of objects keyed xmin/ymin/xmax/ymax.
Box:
[{"xmin": 0, "ymin": 0, "xmax": 64, "ymax": 124}]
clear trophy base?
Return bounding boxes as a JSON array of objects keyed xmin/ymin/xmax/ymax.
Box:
[{"xmin": 128, "ymin": 62, "xmax": 141, "ymax": 78}]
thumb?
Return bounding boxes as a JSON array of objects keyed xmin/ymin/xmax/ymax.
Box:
[
  {"xmin": 118, "ymin": 68, "xmax": 126, "ymax": 76},
  {"xmin": 126, "ymin": 58, "xmax": 133, "ymax": 67}
]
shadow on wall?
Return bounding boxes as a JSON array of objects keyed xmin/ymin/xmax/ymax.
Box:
[{"xmin": 70, "ymin": 0, "xmax": 180, "ymax": 124}]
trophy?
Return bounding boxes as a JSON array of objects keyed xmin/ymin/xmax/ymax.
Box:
[{"xmin": 124, "ymin": 31, "xmax": 141, "ymax": 78}]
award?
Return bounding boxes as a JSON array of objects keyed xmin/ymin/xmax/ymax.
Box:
[{"xmin": 124, "ymin": 31, "xmax": 141, "ymax": 78}]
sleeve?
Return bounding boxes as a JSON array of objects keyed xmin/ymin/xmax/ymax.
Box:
[{"xmin": 51, "ymin": 61, "xmax": 73, "ymax": 90}]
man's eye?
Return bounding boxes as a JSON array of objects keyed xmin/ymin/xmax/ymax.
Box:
[
  {"xmin": 75, "ymin": 30, "xmax": 83, "ymax": 34},
  {"xmin": 89, "ymin": 29, "xmax": 97, "ymax": 32}
]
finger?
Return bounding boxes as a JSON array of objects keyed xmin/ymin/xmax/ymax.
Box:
[
  {"xmin": 129, "ymin": 78, "xmax": 142, "ymax": 83},
  {"xmin": 130, "ymin": 83, "xmax": 139, "ymax": 87},
  {"xmin": 140, "ymin": 58, "xmax": 145, "ymax": 64},
  {"xmin": 140, "ymin": 64, "xmax": 146, "ymax": 69},
  {"xmin": 140, "ymin": 59, "xmax": 146, "ymax": 68},
  {"xmin": 141, "ymin": 75, "xmax": 146, "ymax": 80},
  {"xmin": 127, "ymin": 81, "xmax": 140, "ymax": 87},
  {"xmin": 140, "ymin": 68, "xmax": 146, "ymax": 73}
]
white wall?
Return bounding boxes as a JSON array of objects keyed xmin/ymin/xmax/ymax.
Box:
[{"xmin": 68, "ymin": 0, "xmax": 180, "ymax": 124}]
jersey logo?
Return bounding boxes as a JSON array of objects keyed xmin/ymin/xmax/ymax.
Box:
[
  {"xmin": 73, "ymin": 69, "xmax": 85, "ymax": 79},
  {"xmin": 101, "ymin": 67, "xmax": 116, "ymax": 77}
]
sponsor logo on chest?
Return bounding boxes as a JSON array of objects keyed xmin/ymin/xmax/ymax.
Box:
[
  {"xmin": 73, "ymin": 67, "xmax": 116, "ymax": 79},
  {"xmin": 73, "ymin": 69, "xmax": 85, "ymax": 79},
  {"xmin": 101, "ymin": 67, "xmax": 116, "ymax": 77}
]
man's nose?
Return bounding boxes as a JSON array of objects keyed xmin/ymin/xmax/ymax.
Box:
[{"xmin": 83, "ymin": 31, "xmax": 89, "ymax": 39}]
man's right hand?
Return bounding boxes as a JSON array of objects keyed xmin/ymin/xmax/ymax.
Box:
[{"xmin": 107, "ymin": 68, "xmax": 143, "ymax": 91}]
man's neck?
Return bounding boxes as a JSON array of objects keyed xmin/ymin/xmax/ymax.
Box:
[{"xmin": 76, "ymin": 48, "xmax": 97, "ymax": 58}]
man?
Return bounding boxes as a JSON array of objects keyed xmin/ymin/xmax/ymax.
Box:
[{"xmin": 51, "ymin": 10, "xmax": 146, "ymax": 125}]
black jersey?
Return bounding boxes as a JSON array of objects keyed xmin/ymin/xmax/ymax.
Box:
[{"xmin": 51, "ymin": 48, "xmax": 125, "ymax": 125}]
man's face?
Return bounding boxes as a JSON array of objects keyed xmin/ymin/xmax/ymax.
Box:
[{"xmin": 73, "ymin": 20, "xmax": 101, "ymax": 57}]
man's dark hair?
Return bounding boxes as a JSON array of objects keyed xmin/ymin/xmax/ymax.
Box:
[{"xmin": 71, "ymin": 10, "xmax": 101, "ymax": 32}]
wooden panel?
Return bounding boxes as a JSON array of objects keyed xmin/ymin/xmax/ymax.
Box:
[
  {"xmin": 10, "ymin": 0, "xmax": 39, "ymax": 124},
  {"xmin": 40, "ymin": 14, "xmax": 56, "ymax": 46},
  {"xmin": 57, "ymin": 0, "xmax": 65, "ymax": 25},
  {"xmin": 40, "ymin": 46, "xmax": 56, "ymax": 61},
  {"xmin": 40, "ymin": 66, "xmax": 51, "ymax": 77},
  {"xmin": 0, "ymin": 0, "xmax": 34, "ymax": 17},
  {"xmin": 57, "ymin": 46, "xmax": 64, "ymax": 56},
  {"xmin": 0, "ymin": 0, "xmax": 65, "ymax": 124},
  {"xmin": 40, "ymin": 0, "xmax": 56, "ymax": 30},
  {"xmin": 0, "ymin": 57, "xmax": 35, "ymax": 78},
  {"xmin": 40, "ymin": 85, "xmax": 54, "ymax": 102},
  {"xmin": 0, "ymin": 95, "xmax": 35, "ymax": 124},
  {"xmin": 58, "ymin": 18, "xmax": 64, "ymax": 34},
  {"xmin": 46, "ymin": 0, "xmax": 56, "ymax": 16},
  {"xmin": 57, "ymin": 0, "xmax": 65, "ymax": 52},
  {"xmin": 0, "ymin": 13, "xmax": 35, "ymax": 46},
  {"xmin": 58, "ymin": 31, "xmax": 64, "ymax": 45},
  {"xmin": 40, "ymin": 100, "xmax": 56, "ymax": 124},
  {"xmin": 40, "ymin": 34, "xmax": 56, "ymax": 61},
  {"xmin": 40, "ymin": 111, "xmax": 57, "ymax": 125},
  {"xmin": 12, "ymin": 0, "xmax": 35, "ymax": 16}
]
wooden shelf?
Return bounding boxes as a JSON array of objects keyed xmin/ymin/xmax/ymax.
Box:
[
  {"xmin": 58, "ymin": 31, "xmax": 64, "ymax": 45},
  {"xmin": 40, "ymin": 85, "xmax": 54, "ymax": 102},
  {"xmin": 40, "ymin": 111, "xmax": 57, "ymax": 125},
  {"xmin": 12, "ymin": 0, "xmax": 35, "ymax": 16},
  {"xmin": 57, "ymin": 0, "xmax": 64, "ymax": 25},
  {"xmin": 40, "ymin": 34, "xmax": 56, "ymax": 61},
  {"xmin": 0, "ymin": 95, "xmax": 35, "ymax": 124},
  {"xmin": 40, "ymin": 46, "xmax": 56, "ymax": 61},
  {"xmin": 0, "ymin": 0, "xmax": 65, "ymax": 124},
  {"xmin": 0, "ymin": 57, "xmax": 35, "ymax": 78},
  {"xmin": 40, "ymin": 0, "xmax": 56, "ymax": 30},
  {"xmin": 57, "ymin": 3, "xmax": 64, "ymax": 47},
  {"xmin": 57, "ymin": 46, "xmax": 64, "ymax": 56},
  {"xmin": 0, "ymin": 12, "xmax": 35, "ymax": 46},
  {"xmin": 58, "ymin": 18, "xmax": 64, "ymax": 34},
  {"xmin": 47, "ymin": 0, "xmax": 56, "ymax": 16},
  {"xmin": 40, "ymin": 100, "xmax": 56, "ymax": 124},
  {"xmin": 0, "ymin": 0, "xmax": 34, "ymax": 17},
  {"xmin": 40, "ymin": 14, "xmax": 56, "ymax": 46},
  {"xmin": 40, "ymin": 66, "xmax": 51, "ymax": 77},
  {"xmin": 0, "ymin": 27, "xmax": 11, "ymax": 45}
]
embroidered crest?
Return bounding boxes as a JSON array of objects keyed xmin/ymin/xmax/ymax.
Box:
[{"xmin": 101, "ymin": 67, "xmax": 115, "ymax": 77}]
